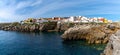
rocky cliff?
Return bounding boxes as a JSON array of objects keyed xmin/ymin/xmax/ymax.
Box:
[
  {"xmin": 0, "ymin": 22, "xmax": 58, "ymax": 32},
  {"xmin": 62, "ymin": 23, "xmax": 120, "ymax": 44},
  {"xmin": 0, "ymin": 22, "xmax": 74, "ymax": 32},
  {"xmin": 101, "ymin": 30, "xmax": 120, "ymax": 55}
]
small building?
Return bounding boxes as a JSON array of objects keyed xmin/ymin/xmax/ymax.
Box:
[
  {"xmin": 108, "ymin": 20, "xmax": 112, "ymax": 23},
  {"xmin": 68, "ymin": 16, "xmax": 80, "ymax": 23},
  {"xmin": 22, "ymin": 18, "xmax": 34, "ymax": 24},
  {"xmin": 45, "ymin": 18, "xmax": 53, "ymax": 21},
  {"xmin": 80, "ymin": 16, "xmax": 89, "ymax": 23},
  {"xmin": 92, "ymin": 17, "xmax": 98, "ymax": 23},
  {"xmin": 61, "ymin": 17, "xmax": 70, "ymax": 22},
  {"xmin": 52, "ymin": 17, "xmax": 61, "ymax": 21},
  {"xmin": 103, "ymin": 18, "xmax": 108, "ymax": 23},
  {"xmin": 98, "ymin": 17, "xmax": 104, "ymax": 23},
  {"xmin": 36, "ymin": 18, "xmax": 48, "ymax": 24}
]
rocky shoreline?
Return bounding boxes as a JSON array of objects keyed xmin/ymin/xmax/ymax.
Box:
[
  {"xmin": 62, "ymin": 23, "xmax": 120, "ymax": 44},
  {"xmin": 101, "ymin": 30, "xmax": 120, "ymax": 55},
  {"xmin": 61, "ymin": 22, "xmax": 120, "ymax": 55},
  {"xmin": 1, "ymin": 22, "xmax": 120, "ymax": 55},
  {"xmin": 0, "ymin": 22, "xmax": 72, "ymax": 32},
  {"xmin": 1, "ymin": 22, "xmax": 120, "ymax": 44}
]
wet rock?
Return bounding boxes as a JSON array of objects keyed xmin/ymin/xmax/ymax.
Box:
[{"xmin": 101, "ymin": 30, "xmax": 120, "ymax": 55}]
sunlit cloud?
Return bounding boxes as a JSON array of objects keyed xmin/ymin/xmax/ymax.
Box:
[{"xmin": 0, "ymin": 0, "xmax": 120, "ymax": 22}]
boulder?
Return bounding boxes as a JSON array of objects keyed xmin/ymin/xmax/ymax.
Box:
[{"xmin": 101, "ymin": 30, "xmax": 120, "ymax": 55}]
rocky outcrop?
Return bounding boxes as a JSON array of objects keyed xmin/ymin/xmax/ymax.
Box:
[
  {"xmin": 0, "ymin": 22, "xmax": 58, "ymax": 32},
  {"xmin": 0, "ymin": 22, "xmax": 76, "ymax": 32},
  {"xmin": 0, "ymin": 23, "xmax": 11, "ymax": 30},
  {"xmin": 101, "ymin": 30, "xmax": 120, "ymax": 55},
  {"xmin": 62, "ymin": 24, "xmax": 119, "ymax": 44},
  {"xmin": 39, "ymin": 22, "xmax": 57, "ymax": 31}
]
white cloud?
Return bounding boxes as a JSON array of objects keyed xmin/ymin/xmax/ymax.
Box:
[
  {"xmin": 16, "ymin": 1, "xmax": 32, "ymax": 9},
  {"xmin": 0, "ymin": 0, "xmax": 43, "ymax": 22},
  {"xmin": 31, "ymin": 0, "xmax": 96, "ymax": 16},
  {"xmin": 1, "ymin": 0, "xmax": 90, "ymax": 22},
  {"xmin": 31, "ymin": 0, "xmax": 42, "ymax": 6},
  {"xmin": 0, "ymin": 0, "xmax": 120, "ymax": 22},
  {"xmin": 16, "ymin": 0, "xmax": 42, "ymax": 9}
]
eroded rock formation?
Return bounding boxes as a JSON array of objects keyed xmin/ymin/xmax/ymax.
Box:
[
  {"xmin": 62, "ymin": 24, "xmax": 120, "ymax": 44},
  {"xmin": 0, "ymin": 22, "xmax": 57, "ymax": 32},
  {"xmin": 101, "ymin": 30, "xmax": 120, "ymax": 55}
]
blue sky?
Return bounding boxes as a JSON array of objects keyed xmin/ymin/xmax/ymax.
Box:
[{"xmin": 0, "ymin": 0, "xmax": 120, "ymax": 22}]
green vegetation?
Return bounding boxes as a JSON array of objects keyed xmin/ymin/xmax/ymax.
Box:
[
  {"xmin": 11, "ymin": 22, "xmax": 20, "ymax": 26},
  {"xmin": 43, "ymin": 21, "xmax": 57, "ymax": 25},
  {"xmin": 68, "ymin": 23, "xmax": 75, "ymax": 27}
]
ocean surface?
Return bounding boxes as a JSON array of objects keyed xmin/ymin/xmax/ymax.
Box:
[{"xmin": 0, "ymin": 30, "xmax": 105, "ymax": 55}]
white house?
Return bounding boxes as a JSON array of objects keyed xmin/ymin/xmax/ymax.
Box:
[
  {"xmin": 74, "ymin": 16, "xmax": 82, "ymax": 23},
  {"xmin": 68, "ymin": 16, "xmax": 82, "ymax": 23},
  {"xmin": 80, "ymin": 16, "xmax": 89, "ymax": 23},
  {"xmin": 108, "ymin": 20, "xmax": 112, "ymax": 23},
  {"xmin": 36, "ymin": 18, "xmax": 48, "ymax": 24},
  {"xmin": 68, "ymin": 16, "xmax": 74, "ymax": 22},
  {"xmin": 92, "ymin": 17, "xmax": 98, "ymax": 23},
  {"xmin": 98, "ymin": 17, "xmax": 104, "ymax": 23},
  {"xmin": 88, "ymin": 18, "xmax": 93, "ymax": 22},
  {"xmin": 60, "ymin": 17, "xmax": 69, "ymax": 22}
]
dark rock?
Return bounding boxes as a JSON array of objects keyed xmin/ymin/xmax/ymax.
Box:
[{"xmin": 0, "ymin": 22, "xmax": 58, "ymax": 32}]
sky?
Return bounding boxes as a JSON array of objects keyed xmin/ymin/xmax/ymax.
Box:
[{"xmin": 0, "ymin": 0, "xmax": 120, "ymax": 22}]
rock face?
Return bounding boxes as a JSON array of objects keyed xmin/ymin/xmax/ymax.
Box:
[
  {"xmin": 0, "ymin": 22, "xmax": 74, "ymax": 32},
  {"xmin": 0, "ymin": 22, "xmax": 58, "ymax": 32},
  {"xmin": 62, "ymin": 24, "xmax": 119, "ymax": 44},
  {"xmin": 101, "ymin": 30, "xmax": 120, "ymax": 55}
]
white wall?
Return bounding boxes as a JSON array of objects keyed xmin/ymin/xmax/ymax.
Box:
[{"xmin": 68, "ymin": 16, "xmax": 74, "ymax": 22}]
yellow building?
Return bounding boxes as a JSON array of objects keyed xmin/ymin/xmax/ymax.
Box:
[
  {"xmin": 103, "ymin": 18, "xmax": 108, "ymax": 23},
  {"xmin": 23, "ymin": 18, "xmax": 33, "ymax": 23}
]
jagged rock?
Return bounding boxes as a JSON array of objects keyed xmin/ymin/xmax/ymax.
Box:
[
  {"xmin": 107, "ymin": 24, "xmax": 116, "ymax": 30},
  {"xmin": 0, "ymin": 22, "xmax": 58, "ymax": 32},
  {"xmin": 62, "ymin": 24, "xmax": 119, "ymax": 44},
  {"xmin": 101, "ymin": 30, "xmax": 120, "ymax": 55}
]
